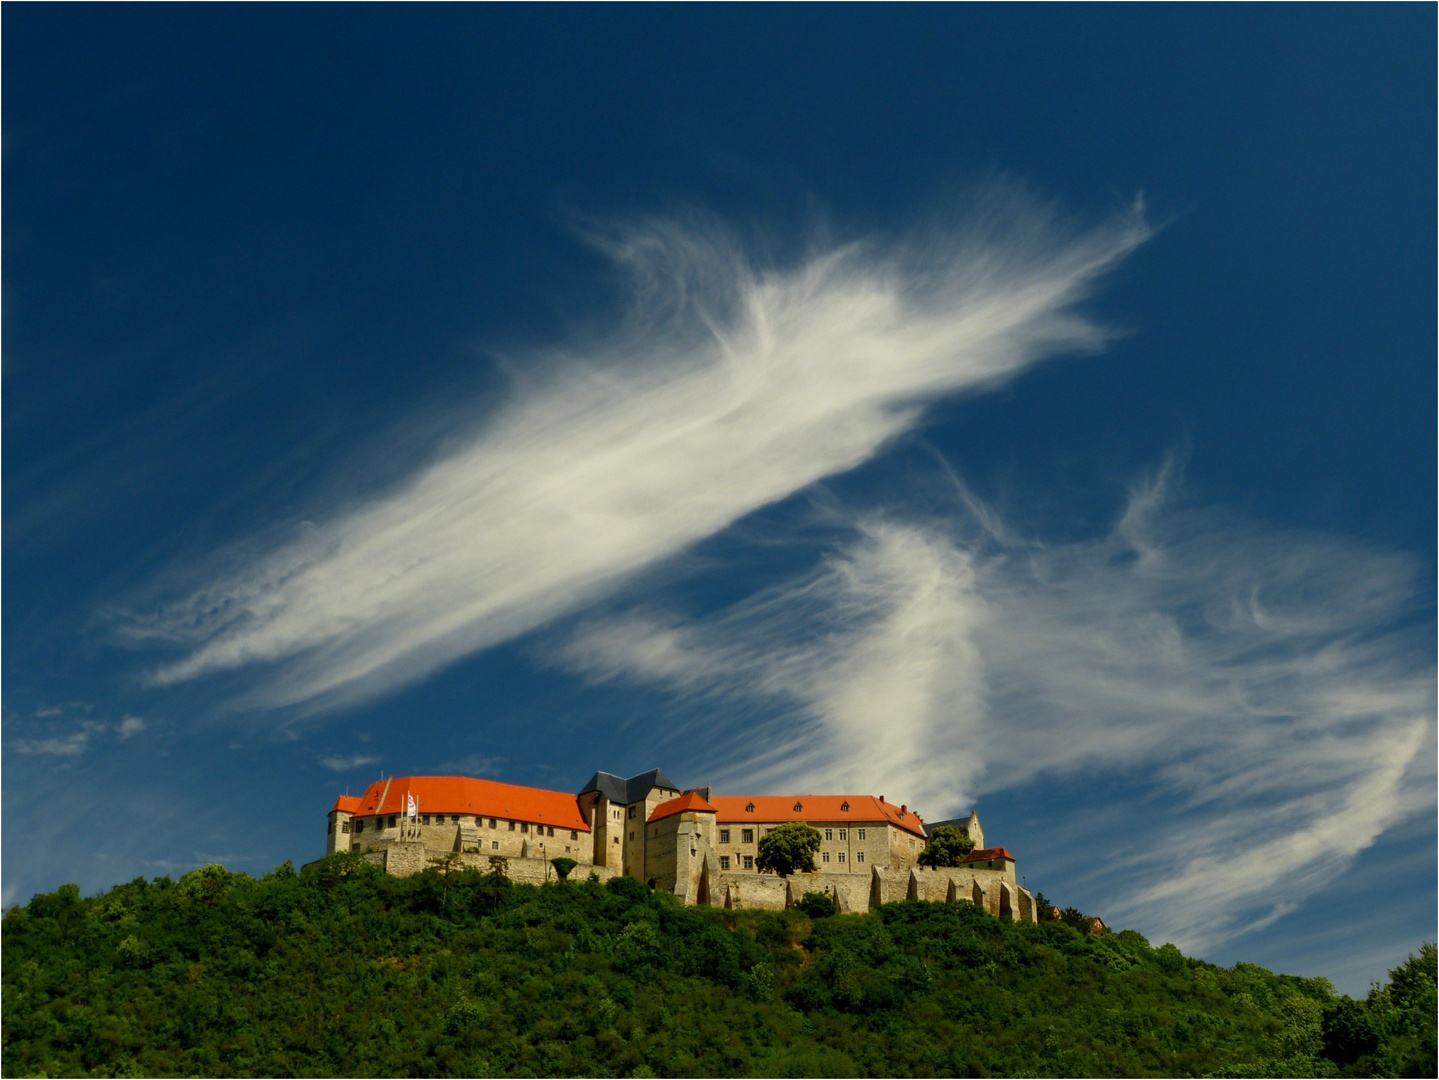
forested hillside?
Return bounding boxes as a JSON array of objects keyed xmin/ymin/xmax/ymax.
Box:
[{"xmin": 3, "ymin": 855, "xmax": 1434, "ymax": 1078}]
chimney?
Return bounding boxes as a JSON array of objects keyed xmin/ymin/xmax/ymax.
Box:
[
  {"xmin": 901, "ymin": 804, "xmax": 907, "ymax": 813},
  {"xmin": 880, "ymin": 795, "xmax": 885, "ymax": 803}
]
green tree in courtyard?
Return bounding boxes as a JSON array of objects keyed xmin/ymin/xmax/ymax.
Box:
[
  {"xmin": 756, "ymin": 822, "xmax": 821, "ymax": 876},
  {"xmin": 917, "ymin": 825, "xmax": 975, "ymax": 868}
]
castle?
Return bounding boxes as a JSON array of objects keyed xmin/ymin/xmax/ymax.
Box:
[{"xmin": 321, "ymin": 768, "xmax": 1039, "ymax": 920}]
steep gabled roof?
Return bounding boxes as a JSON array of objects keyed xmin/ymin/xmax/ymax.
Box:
[
  {"xmin": 578, "ymin": 768, "xmax": 680, "ymax": 805},
  {"xmin": 709, "ymin": 794, "xmax": 926, "ymax": 838},
  {"xmin": 350, "ymin": 776, "xmax": 590, "ymax": 832},
  {"xmin": 648, "ymin": 791, "xmax": 716, "ymax": 823},
  {"xmin": 330, "ymin": 795, "xmax": 363, "ymax": 814}
]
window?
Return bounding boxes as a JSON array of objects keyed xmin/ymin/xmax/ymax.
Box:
[
  {"xmin": 841, "ymin": 801, "xmax": 850, "ymax": 812},
  {"xmin": 793, "ymin": 801, "xmax": 803, "ymax": 812},
  {"xmin": 838, "ymin": 852, "xmax": 846, "ymax": 863},
  {"xmin": 909, "ymin": 838, "xmax": 916, "ymax": 849},
  {"xmin": 653, "ymin": 827, "xmax": 658, "ymax": 837},
  {"xmin": 628, "ymin": 806, "xmax": 636, "ymax": 819},
  {"xmin": 856, "ymin": 852, "xmax": 864, "ymax": 863},
  {"xmin": 355, "ymin": 820, "xmax": 365, "ymax": 833},
  {"xmin": 822, "ymin": 852, "xmax": 830, "ymax": 863},
  {"xmin": 570, "ymin": 830, "xmax": 578, "ymax": 840},
  {"xmin": 341, "ymin": 821, "xmax": 351, "ymax": 834},
  {"xmin": 719, "ymin": 856, "xmax": 731, "ymax": 870},
  {"xmin": 548, "ymin": 826, "xmax": 555, "ymax": 837},
  {"xmin": 509, "ymin": 821, "xmax": 516, "ymax": 831},
  {"xmin": 745, "ymin": 802, "xmax": 755, "ymax": 813},
  {"xmin": 742, "ymin": 828, "xmax": 754, "ymax": 844},
  {"xmin": 492, "ymin": 841, "xmax": 499, "ymax": 850},
  {"xmin": 421, "ymin": 815, "xmax": 430, "ymax": 825},
  {"xmin": 838, "ymin": 829, "xmax": 846, "ymax": 840},
  {"xmin": 719, "ymin": 829, "xmax": 730, "ymax": 843},
  {"xmin": 489, "ymin": 818, "xmax": 497, "ymax": 828},
  {"xmin": 613, "ymin": 837, "xmax": 620, "ymax": 844},
  {"xmin": 328, "ymin": 820, "xmax": 334, "ymax": 834},
  {"xmin": 389, "ymin": 815, "xmax": 398, "ymax": 828},
  {"xmin": 824, "ymin": 828, "xmax": 833, "ymax": 840},
  {"xmin": 743, "ymin": 855, "xmax": 754, "ymax": 869},
  {"xmin": 520, "ymin": 823, "xmax": 529, "ymax": 833},
  {"xmin": 565, "ymin": 846, "xmax": 571, "ymax": 853},
  {"xmin": 858, "ymin": 829, "xmax": 866, "ymax": 840}
]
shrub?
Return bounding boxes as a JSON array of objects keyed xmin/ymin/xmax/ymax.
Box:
[
  {"xmin": 606, "ymin": 875, "xmax": 649, "ymax": 903},
  {"xmin": 796, "ymin": 891, "xmax": 838, "ymax": 919}
]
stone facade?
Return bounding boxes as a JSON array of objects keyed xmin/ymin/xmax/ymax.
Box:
[{"xmin": 316, "ymin": 767, "xmax": 1037, "ymax": 921}]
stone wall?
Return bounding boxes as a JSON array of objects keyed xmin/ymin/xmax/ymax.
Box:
[
  {"xmin": 451, "ymin": 853, "xmax": 618, "ymax": 886},
  {"xmin": 719, "ymin": 873, "xmax": 789, "ymax": 911}
]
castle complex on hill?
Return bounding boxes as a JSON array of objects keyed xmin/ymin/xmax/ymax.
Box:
[{"xmin": 322, "ymin": 768, "xmax": 1039, "ymax": 920}]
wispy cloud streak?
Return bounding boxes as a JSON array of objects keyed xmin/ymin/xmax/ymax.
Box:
[
  {"xmin": 125, "ymin": 200, "xmax": 1147, "ymax": 709},
  {"xmin": 558, "ymin": 467, "xmax": 1434, "ymax": 952}
]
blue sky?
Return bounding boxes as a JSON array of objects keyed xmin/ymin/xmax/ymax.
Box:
[{"xmin": 4, "ymin": 7, "xmax": 1433, "ymax": 993}]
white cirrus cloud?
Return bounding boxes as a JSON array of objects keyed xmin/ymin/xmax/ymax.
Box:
[
  {"xmin": 556, "ymin": 464, "xmax": 1434, "ymax": 953},
  {"xmin": 117, "ymin": 715, "xmax": 147, "ymax": 739},
  {"xmin": 121, "ymin": 197, "xmax": 1148, "ymax": 711},
  {"xmin": 13, "ymin": 732, "xmax": 93, "ymax": 756},
  {"xmin": 319, "ymin": 753, "xmax": 381, "ymax": 773}
]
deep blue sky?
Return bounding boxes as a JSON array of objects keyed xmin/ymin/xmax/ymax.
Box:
[{"xmin": 4, "ymin": 6, "xmax": 1433, "ymax": 994}]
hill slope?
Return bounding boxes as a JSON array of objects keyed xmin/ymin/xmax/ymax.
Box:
[{"xmin": 3, "ymin": 856, "xmax": 1434, "ymax": 1078}]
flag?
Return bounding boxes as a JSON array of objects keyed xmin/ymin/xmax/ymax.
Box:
[{"xmin": 406, "ymin": 793, "xmax": 418, "ymax": 820}]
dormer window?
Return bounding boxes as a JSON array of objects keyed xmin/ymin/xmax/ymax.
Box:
[
  {"xmin": 793, "ymin": 802, "xmax": 803, "ymax": 812},
  {"xmin": 745, "ymin": 803, "xmax": 755, "ymax": 813},
  {"xmin": 840, "ymin": 802, "xmax": 850, "ymax": 812}
]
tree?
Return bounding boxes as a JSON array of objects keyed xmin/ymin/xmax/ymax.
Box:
[
  {"xmin": 550, "ymin": 856, "xmax": 578, "ymax": 881},
  {"xmin": 756, "ymin": 823, "xmax": 821, "ymax": 876},
  {"xmin": 917, "ymin": 825, "xmax": 974, "ymax": 868}
]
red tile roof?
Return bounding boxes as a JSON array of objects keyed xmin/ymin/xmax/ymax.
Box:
[
  {"xmin": 709, "ymin": 794, "xmax": 926, "ymax": 838},
  {"xmin": 960, "ymin": 847, "xmax": 1015, "ymax": 863},
  {"xmin": 330, "ymin": 795, "xmax": 363, "ymax": 814},
  {"xmin": 648, "ymin": 791, "xmax": 717, "ymax": 823},
  {"xmin": 346, "ymin": 776, "xmax": 590, "ymax": 832}
]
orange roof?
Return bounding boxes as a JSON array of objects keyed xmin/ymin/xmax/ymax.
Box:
[
  {"xmin": 709, "ymin": 794, "xmax": 926, "ymax": 838},
  {"xmin": 349, "ymin": 776, "xmax": 590, "ymax": 832},
  {"xmin": 648, "ymin": 791, "xmax": 717, "ymax": 823},
  {"xmin": 330, "ymin": 795, "xmax": 363, "ymax": 814},
  {"xmin": 961, "ymin": 847, "xmax": 1015, "ymax": 863}
]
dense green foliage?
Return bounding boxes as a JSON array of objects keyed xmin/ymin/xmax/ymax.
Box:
[
  {"xmin": 755, "ymin": 823, "xmax": 821, "ymax": 877},
  {"xmin": 917, "ymin": 826, "xmax": 976, "ymax": 869},
  {"xmin": 3, "ymin": 856, "xmax": 1434, "ymax": 1078},
  {"xmin": 795, "ymin": 892, "xmax": 839, "ymax": 921}
]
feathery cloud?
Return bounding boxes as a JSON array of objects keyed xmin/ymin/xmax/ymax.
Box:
[
  {"xmin": 125, "ymin": 199, "xmax": 1147, "ymax": 711},
  {"xmin": 318, "ymin": 753, "xmax": 381, "ymax": 773},
  {"xmin": 557, "ymin": 466, "xmax": 1434, "ymax": 952}
]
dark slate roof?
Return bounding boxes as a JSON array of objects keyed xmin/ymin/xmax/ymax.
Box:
[
  {"xmin": 925, "ymin": 816, "xmax": 977, "ymax": 837},
  {"xmin": 578, "ymin": 768, "xmax": 679, "ymax": 805}
]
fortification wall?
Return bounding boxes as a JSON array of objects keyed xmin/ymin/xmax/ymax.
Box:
[
  {"xmin": 783, "ymin": 872, "xmax": 872, "ymax": 914},
  {"xmin": 719, "ymin": 873, "xmax": 789, "ymax": 911},
  {"xmin": 453, "ymin": 852, "xmax": 617, "ymax": 885}
]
